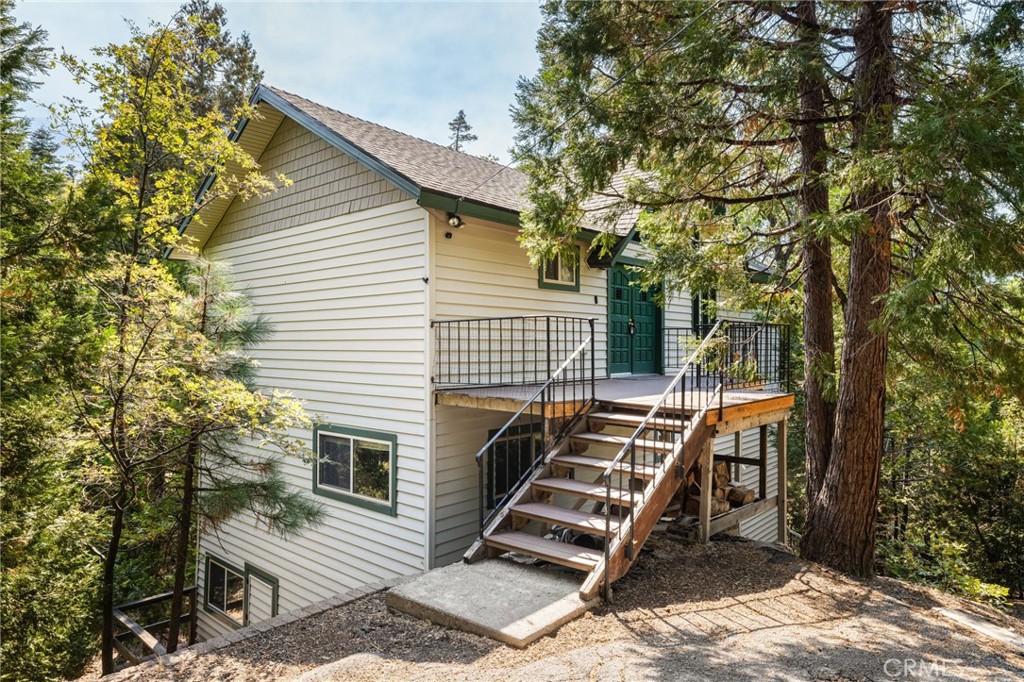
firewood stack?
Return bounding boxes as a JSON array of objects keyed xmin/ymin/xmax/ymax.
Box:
[{"xmin": 683, "ymin": 461, "xmax": 757, "ymax": 517}]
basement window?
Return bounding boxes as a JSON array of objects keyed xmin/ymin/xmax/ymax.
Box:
[
  {"xmin": 486, "ymin": 422, "xmax": 542, "ymax": 509},
  {"xmin": 204, "ymin": 556, "xmax": 244, "ymax": 626},
  {"xmin": 539, "ymin": 248, "xmax": 580, "ymax": 292},
  {"xmin": 313, "ymin": 424, "xmax": 397, "ymax": 515}
]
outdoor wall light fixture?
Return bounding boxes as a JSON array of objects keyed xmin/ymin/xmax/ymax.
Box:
[{"xmin": 446, "ymin": 212, "xmax": 464, "ymax": 228}]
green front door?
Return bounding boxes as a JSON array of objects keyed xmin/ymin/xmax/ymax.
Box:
[{"xmin": 608, "ymin": 266, "xmax": 659, "ymax": 375}]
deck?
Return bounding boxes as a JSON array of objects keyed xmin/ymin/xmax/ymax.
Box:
[{"xmin": 435, "ymin": 374, "xmax": 794, "ymax": 431}]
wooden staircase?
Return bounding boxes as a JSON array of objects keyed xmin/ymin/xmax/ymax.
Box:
[{"xmin": 465, "ymin": 399, "xmax": 717, "ymax": 600}]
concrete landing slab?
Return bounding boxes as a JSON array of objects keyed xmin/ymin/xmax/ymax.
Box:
[{"xmin": 386, "ymin": 560, "xmax": 598, "ymax": 648}]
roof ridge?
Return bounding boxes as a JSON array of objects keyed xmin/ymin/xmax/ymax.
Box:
[{"xmin": 264, "ymin": 84, "xmax": 515, "ymax": 176}]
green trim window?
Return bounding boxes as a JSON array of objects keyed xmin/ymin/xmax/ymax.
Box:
[
  {"xmin": 204, "ymin": 556, "xmax": 245, "ymax": 626},
  {"xmin": 243, "ymin": 563, "xmax": 280, "ymax": 626},
  {"xmin": 692, "ymin": 289, "xmax": 717, "ymax": 334},
  {"xmin": 313, "ymin": 424, "xmax": 398, "ymax": 515},
  {"xmin": 539, "ymin": 248, "xmax": 580, "ymax": 292},
  {"xmin": 486, "ymin": 422, "xmax": 542, "ymax": 509}
]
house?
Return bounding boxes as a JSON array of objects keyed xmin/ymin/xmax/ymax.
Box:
[{"xmin": 175, "ymin": 85, "xmax": 794, "ymax": 640}]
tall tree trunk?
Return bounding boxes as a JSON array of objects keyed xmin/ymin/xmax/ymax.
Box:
[
  {"xmin": 167, "ymin": 269, "xmax": 211, "ymax": 652},
  {"xmin": 165, "ymin": 443, "xmax": 197, "ymax": 653},
  {"xmin": 100, "ymin": 487, "xmax": 127, "ymax": 676},
  {"xmin": 802, "ymin": 1, "xmax": 895, "ymax": 577},
  {"xmin": 794, "ymin": 0, "xmax": 837, "ymax": 513}
]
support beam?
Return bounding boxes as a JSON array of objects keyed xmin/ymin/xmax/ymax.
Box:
[
  {"xmin": 733, "ymin": 432, "xmax": 742, "ymax": 481},
  {"xmin": 708, "ymin": 495, "xmax": 778, "ymax": 536},
  {"xmin": 777, "ymin": 419, "xmax": 789, "ymax": 545},
  {"xmin": 698, "ymin": 438, "xmax": 714, "ymax": 543},
  {"xmin": 714, "ymin": 455, "xmax": 761, "ymax": 467},
  {"xmin": 711, "ymin": 407, "xmax": 792, "ymax": 436},
  {"xmin": 758, "ymin": 425, "xmax": 768, "ymax": 499}
]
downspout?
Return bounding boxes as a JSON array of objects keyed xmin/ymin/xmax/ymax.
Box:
[{"xmin": 423, "ymin": 210, "xmax": 437, "ymax": 570}]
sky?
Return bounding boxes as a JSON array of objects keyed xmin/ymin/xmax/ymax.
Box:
[{"xmin": 17, "ymin": 1, "xmax": 544, "ymax": 163}]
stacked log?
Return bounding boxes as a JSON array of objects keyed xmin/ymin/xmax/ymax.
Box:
[{"xmin": 682, "ymin": 461, "xmax": 758, "ymax": 517}]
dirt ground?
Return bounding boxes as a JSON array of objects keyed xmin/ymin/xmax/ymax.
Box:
[{"xmin": 102, "ymin": 537, "xmax": 1024, "ymax": 682}]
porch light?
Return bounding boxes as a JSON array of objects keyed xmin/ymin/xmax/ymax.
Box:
[{"xmin": 447, "ymin": 212, "xmax": 464, "ymax": 228}]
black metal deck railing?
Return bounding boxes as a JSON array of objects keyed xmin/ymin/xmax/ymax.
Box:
[
  {"xmin": 432, "ymin": 315, "xmax": 594, "ymax": 389},
  {"xmin": 473, "ymin": 319, "xmax": 596, "ymax": 535},
  {"xmin": 664, "ymin": 321, "xmax": 791, "ymax": 391}
]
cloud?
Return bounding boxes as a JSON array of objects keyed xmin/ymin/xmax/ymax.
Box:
[{"xmin": 17, "ymin": 0, "xmax": 541, "ymax": 163}]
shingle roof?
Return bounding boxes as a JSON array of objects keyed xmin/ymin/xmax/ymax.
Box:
[{"xmin": 267, "ymin": 86, "xmax": 530, "ymax": 214}]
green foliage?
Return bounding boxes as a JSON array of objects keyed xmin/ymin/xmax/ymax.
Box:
[
  {"xmin": 177, "ymin": 258, "xmax": 323, "ymax": 535},
  {"xmin": 0, "ymin": 4, "xmax": 107, "ymax": 678},
  {"xmin": 2, "ymin": 2, "xmax": 309, "ymax": 674},
  {"xmin": 55, "ymin": 13, "xmax": 280, "ymax": 257},
  {"xmin": 1, "ymin": 503, "xmax": 103, "ymax": 681},
  {"xmin": 880, "ymin": 529, "xmax": 1010, "ymax": 606},
  {"xmin": 172, "ymin": 0, "xmax": 264, "ymax": 119},
  {"xmin": 880, "ymin": 380, "xmax": 1024, "ymax": 601},
  {"xmin": 514, "ymin": 0, "xmax": 1024, "ymax": 584}
]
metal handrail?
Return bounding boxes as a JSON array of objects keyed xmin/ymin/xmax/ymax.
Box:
[
  {"xmin": 600, "ymin": 320, "xmax": 725, "ymax": 598},
  {"xmin": 432, "ymin": 314, "xmax": 594, "ymax": 324},
  {"xmin": 475, "ymin": 318, "xmax": 597, "ymax": 535},
  {"xmin": 599, "ymin": 320, "xmax": 724, "ymax": 482}
]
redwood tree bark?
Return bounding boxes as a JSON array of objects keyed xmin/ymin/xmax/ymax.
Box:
[
  {"xmin": 802, "ymin": 1, "xmax": 895, "ymax": 577},
  {"xmin": 794, "ymin": 0, "xmax": 837, "ymax": 511}
]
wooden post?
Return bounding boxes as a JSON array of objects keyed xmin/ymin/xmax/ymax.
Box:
[
  {"xmin": 699, "ymin": 438, "xmax": 714, "ymax": 543},
  {"xmin": 188, "ymin": 587, "xmax": 198, "ymax": 645},
  {"xmin": 777, "ymin": 419, "xmax": 788, "ymax": 545},
  {"xmin": 758, "ymin": 425, "xmax": 768, "ymax": 499},
  {"xmin": 733, "ymin": 431, "xmax": 742, "ymax": 481}
]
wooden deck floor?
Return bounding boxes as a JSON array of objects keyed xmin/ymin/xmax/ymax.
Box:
[{"xmin": 435, "ymin": 374, "xmax": 793, "ymax": 428}]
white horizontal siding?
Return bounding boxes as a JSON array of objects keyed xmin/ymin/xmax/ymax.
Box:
[
  {"xmin": 433, "ymin": 218, "xmax": 608, "ymax": 376},
  {"xmin": 431, "ymin": 405, "xmax": 515, "ymax": 567},
  {"xmin": 713, "ymin": 425, "xmax": 780, "ymax": 543},
  {"xmin": 196, "ymin": 192, "xmax": 431, "ymax": 639}
]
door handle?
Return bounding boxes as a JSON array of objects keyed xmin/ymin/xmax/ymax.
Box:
[{"xmin": 628, "ymin": 319, "xmax": 636, "ymax": 336}]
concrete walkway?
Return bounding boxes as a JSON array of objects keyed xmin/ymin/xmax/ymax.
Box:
[{"xmin": 385, "ymin": 560, "xmax": 598, "ymax": 648}]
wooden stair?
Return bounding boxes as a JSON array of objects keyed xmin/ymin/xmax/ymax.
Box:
[
  {"xmin": 485, "ymin": 531, "xmax": 603, "ymax": 571},
  {"xmin": 531, "ymin": 477, "xmax": 637, "ymax": 505},
  {"xmin": 551, "ymin": 453, "xmax": 657, "ymax": 479},
  {"xmin": 510, "ymin": 503, "xmax": 621, "ymax": 534},
  {"xmin": 467, "ymin": 400, "xmax": 716, "ymax": 599}
]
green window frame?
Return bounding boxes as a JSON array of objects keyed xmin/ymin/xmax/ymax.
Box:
[
  {"xmin": 312, "ymin": 424, "xmax": 398, "ymax": 516},
  {"xmin": 486, "ymin": 422, "xmax": 542, "ymax": 509},
  {"xmin": 692, "ymin": 289, "xmax": 717, "ymax": 334},
  {"xmin": 538, "ymin": 248, "xmax": 581, "ymax": 292},
  {"xmin": 243, "ymin": 562, "xmax": 280, "ymax": 626},
  {"xmin": 203, "ymin": 555, "xmax": 245, "ymax": 628}
]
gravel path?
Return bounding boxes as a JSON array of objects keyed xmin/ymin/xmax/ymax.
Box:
[{"xmin": 101, "ymin": 538, "xmax": 1024, "ymax": 682}]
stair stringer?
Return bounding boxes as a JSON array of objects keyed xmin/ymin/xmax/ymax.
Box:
[
  {"xmin": 463, "ymin": 414, "xmax": 594, "ymax": 563},
  {"xmin": 579, "ymin": 415, "xmax": 716, "ymax": 600}
]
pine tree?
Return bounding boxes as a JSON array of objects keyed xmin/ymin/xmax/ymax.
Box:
[
  {"xmin": 512, "ymin": 1, "xmax": 1024, "ymax": 578},
  {"xmin": 173, "ymin": 0, "xmax": 264, "ymax": 119},
  {"xmin": 448, "ymin": 109, "xmax": 478, "ymax": 152},
  {"xmin": 57, "ymin": 15, "xmax": 303, "ymax": 673}
]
